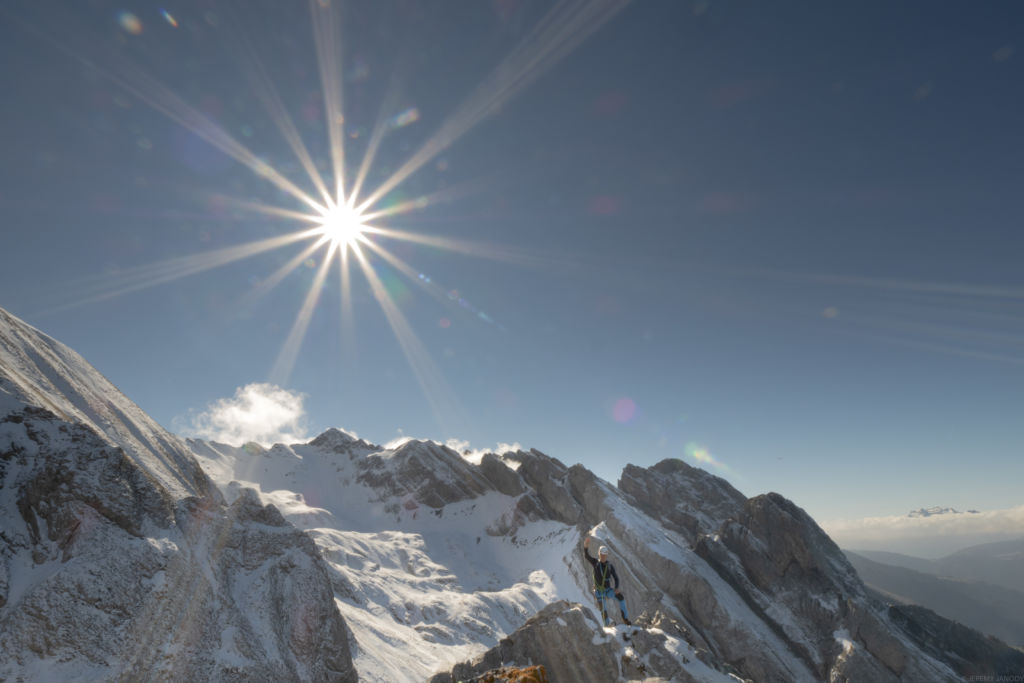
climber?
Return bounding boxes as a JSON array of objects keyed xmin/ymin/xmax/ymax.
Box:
[{"xmin": 583, "ymin": 535, "xmax": 631, "ymax": 626}]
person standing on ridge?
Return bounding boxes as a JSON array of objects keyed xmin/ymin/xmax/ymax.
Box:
[{"xmin": 583, "ymin": 535, "xmax": 631, "ymax": 626}]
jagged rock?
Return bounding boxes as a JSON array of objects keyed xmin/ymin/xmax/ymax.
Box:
[
  {"xmin": 308, "ymin": 428, "xmax": 377, "ymax": 456},
  {"xmin": 357, "ymin": 440, "xmax": 494, "ymax": 508},
  {"xmin": 618, "ymin": 459, "xmax": 746, "ymax": 543},
  {"xmin": 0, "ymin": 407, "xmax": 358, "ymax": 681},
  {"xmin": 0, "ymin": 310, "xmax": 358, "ymax": 681},
  {"xmin": 451, "ymin": 665, "xmax": 550, "ymax": 682},
  {"xmin": 429, "ymin": 601, "xmax": 621, "ymax": 683},
  {"xmin": 507, "ymin": 449, "xmax": 583, "ymax": 525},
  {"xmin": 2, "ymin": 307, "xmax": 1009, "ymax": 682},
  {"xmin": 479, "ymin": 452, "xmax": 524, "ymax": 497},
  {"xmin": 694, "ymin": 493, "xmax": 958, "ymax": 681}
]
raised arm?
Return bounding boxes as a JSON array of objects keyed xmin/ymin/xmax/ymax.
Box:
[{"xmin": 582, "ymin": 535, "xmax": 597, "ymax": 566}]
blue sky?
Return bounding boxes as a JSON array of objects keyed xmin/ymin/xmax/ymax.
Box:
[{"xmin": 1, "ymin": 1, "xmax": 1022, "ymax": 530}]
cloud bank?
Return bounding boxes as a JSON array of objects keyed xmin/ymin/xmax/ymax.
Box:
[
  {"xmin": 183, "ymin": 383, "xmax": 309, "ymax": 446},
  {"xmin": 822, "ymin": 505, "xmax": 1024, "ymax": 557}
]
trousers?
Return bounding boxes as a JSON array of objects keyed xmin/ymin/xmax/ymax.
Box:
[{"xmin": 594, "ymin": 587, "xmax": 629, "ymax": 626}]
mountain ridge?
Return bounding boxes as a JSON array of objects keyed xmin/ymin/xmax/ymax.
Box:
[{"xmin": 3, "ymin": 306, "xmax": 1023, "ymax": 681}]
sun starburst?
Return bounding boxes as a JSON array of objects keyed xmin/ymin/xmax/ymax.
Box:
[
  {"xmin": 29, "ymin": 0, "xmax": 630, "ymax": 434},
  {"xmin": 313, "ymin": 203, "xmax": 368, "ymax": 251}
]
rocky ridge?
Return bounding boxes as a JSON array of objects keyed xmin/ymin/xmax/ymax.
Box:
[
  {"xmin": 0, "ymin": 309, "xmax": 357, "ymax": 681},
  {"xmin": 4, "ymin": 306, "xmax": 1023, "ymax": 681}
]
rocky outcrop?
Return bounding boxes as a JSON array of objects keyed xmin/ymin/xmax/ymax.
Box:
[
  {"xmin": 357, "ymin": 440, "xmax": 495, "ymax": 509},
  {"xmin": 308, "ymin": 427, "xmax": 378, "ymax": 456},
  {"xmin": 479, "ymin": 452, "xmax": 525, "ymax": 497},
  {"xmin": 430, "ymin": 600, "xmax": 721, "ymax": 683},
  {"xmin": 694, "ymin": 493, "xmax": 957, "ymax": 681},
  {"xmin": 619, "ymin": 459, "xmax": 746, "ymax": 543},
  {"xmin": 0, "ymin": 308, "xmax": 359, "ymax": 681},
  {"xmin": 0, "ymin": 406, "xmax": 357, "ymax": 681}
]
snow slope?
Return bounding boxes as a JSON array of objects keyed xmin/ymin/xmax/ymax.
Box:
[
  {"xmin": 0, "ymin": 308, "xmax": 210, "ymax": 500},
  {"xmin": 189, "ymin": 437, "xmax": 594, "ymax": 682}
]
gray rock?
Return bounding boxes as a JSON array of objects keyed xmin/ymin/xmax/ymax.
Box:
[
  {"xmin": 356, "ymin": 440, "xmax": 493, "ymax": 509},
  {"xmin": 479, "ymin": 452, "xmax": 524, "ymax": 497},
  {"xmin": 430, "ymin": 600, "xmax": 622, "ymax": 683},
  {"xmin": 0, "ymin": 407, "xmax": 358, "ymax": 681},
  {"xmin": 619, "ymin": 459, "xmax": 746, "ymax": 543}
]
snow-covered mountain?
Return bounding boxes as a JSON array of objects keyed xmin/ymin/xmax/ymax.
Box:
[
  {"xmin": 907, "ymin": 506, "xmax": 980, "ymax": 518},
  {"xmin": 3, "ymin": 305, "xmax": 1023, "ymax": 682},
  {"xmin": 0, "ymin": 309, "xmax": 356, "ymax": 681}
]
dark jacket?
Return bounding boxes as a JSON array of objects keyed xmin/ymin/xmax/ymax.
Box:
[{"xmin": 584, "ymin": 545, "xmax": 620, "ymax": 591}]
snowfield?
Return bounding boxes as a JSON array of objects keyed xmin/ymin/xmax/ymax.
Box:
[{"xmin": 189, "ymin": 438, "xmax": 595, "ymax": 682}]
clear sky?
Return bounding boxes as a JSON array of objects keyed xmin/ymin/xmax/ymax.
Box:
[{"xmin": 1, "ymin": 1, "xmax": 1022, "ymax": 530}]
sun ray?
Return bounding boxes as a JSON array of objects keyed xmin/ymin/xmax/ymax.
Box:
[
  {"xmin": 362, "ymin": 225, "xmax": 551, "ymax": 266},
  {"xmin": 270, "ymin": 243, "xmax": 338, "ymax": 385},
  {"xmin": 99, "ymin": 60, "xmax": 326, "ymax": 214},
  {"xmin": 864, "ymin": 334, "xmax": 1024, "ymax": 367},
  {"xmin": 739, "ymin": 267, "xmax": 1024, "ymax": 301},
  {"xmin": 358, "ymin": 178, "xmax": 490, "ymax": 223},
  {"xmin": 240, "ymin": 237, "xmax": 331, "ymax": 310},
  {"xmin": 310, "ymin": 0, "xmax": 348, "ymax": 203},
  {"xmin": 356, "ymin": 0, "xmax": 630, "ymax": 214},
  {"xmin": 204, "ymin": 193, "xmax": 328, "ymax": 224},
  {"xmin": 10, "ymin": 5, "xmax": 329, "ymax": 216},
  {"xmin": 220, "ymin": 9, "xmax": 334, "ymax": 207},
  {"xmin": 32, "ymin": 231, "xmax": 318, "ymax": 316},
  {"xmin": 354, "ymin": 235, "xmax": 454, "ymax": 308},
  {"xmin": 346, "ymin": 66, "xmax": 408, "ymax": 209},
  {"xmin": 12, "ymin": 0, "xmax": 633, "ymax": 439},
  {"xmin": 351, "ymin": 242, "xmax": 465, "ymax": 434},
  {"xmin": 338, "ymin": 245, "xmax": 357, "ymax": 364}
]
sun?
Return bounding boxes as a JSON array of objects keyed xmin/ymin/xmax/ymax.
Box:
[{"xmin": 315, "ymin": 203, "xmax": 367, "ymax": 249}]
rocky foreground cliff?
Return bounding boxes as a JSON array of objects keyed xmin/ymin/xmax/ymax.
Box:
[
  {"xmin": 3, "ymin": 306, "xmax": 1023, "ymax": 682},
  {"xmin": 0, "ymin": 308, "xmax": 356, "ymax": 681}
]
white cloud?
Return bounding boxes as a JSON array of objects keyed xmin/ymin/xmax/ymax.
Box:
[
  {"xmin": 822, "ymin": 505, "xmax": 1024, "ymax": 557},
  {"xmin": 182, "ymin": 383, "xmax": 309, "ymax": 446},
  {"xmin": 446, "ymin": 439, "xmax": 524, "ymax": 465},
  {"xmin": 380, "ymin": 435, "xmax": 524, "ymax": 465}
]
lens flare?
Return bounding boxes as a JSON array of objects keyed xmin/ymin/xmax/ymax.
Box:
[
  {"xmin": 684, "ymin": 442, "xmax": 733, "ymax": 476},
  {"xmin": 612, "ymin": 398, "xmax": 636, "ymax": 423},
  {"xmin": 117, "ymin": 11, "xmax": 143, "ymax": 35}
]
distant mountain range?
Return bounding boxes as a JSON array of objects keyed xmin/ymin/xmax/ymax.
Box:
[
  {"xmin": 906, "ymin": 506, "xmax": 980, "ymax": 517},
  {"xmin": 851, "ymin": 538, "xmax": 1024, "ymax": 595},
  {"xmin": 3, "ymin": 306, "xmax": 1023, "ymax": 681},
  {"xmin": 844, "ymin": 550, "xmax": 1024, "ymax": 647}
]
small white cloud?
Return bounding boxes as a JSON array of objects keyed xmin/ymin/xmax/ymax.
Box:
[
  {"xmin": 380, "ymin": 435, "xmax": 524, "ymax": 465},
  {"xmin": 455, "ymin": 440, "xmax": 524, "ymax": 465},
  {"xmin": 182, "ymin": 383, "xmax": 309, "ymax": 446},
  {"xmin": 822, "ymin": 505, "xmax": 1024, "ymax": 557}
]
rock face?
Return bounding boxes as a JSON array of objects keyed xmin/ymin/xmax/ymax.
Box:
[
  {"xmin": 619, "ymin": 460, "xmax": 746, "ymax": 543},
  {"xmin": 0, "ymin": 309, "xmax": 357, "ymax": 681},
  {"xmin": 357, "ymin": 440, "xmax": 495, "ymax": 509},
  {"xmin": 430, "ymin": 601, "xmax": 621, "ymax": 683},
  {"xmin": 502, "ymin": 450, "xmax": 965, "ymax": 682}
]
